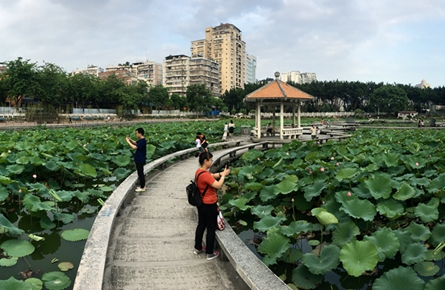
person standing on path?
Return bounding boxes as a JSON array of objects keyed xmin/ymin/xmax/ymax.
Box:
[
  {"xmin": 126, "ymin": 127, "xmax": 147, "ymax": 192},
  {"xmin": 229, "ymin": 120, "xmax": 235, "ymax": 137},
  {"xmin": 194, "ymin": 152, "xmax": 230, "ymax": 260},
  {"xmin": 310, "ymin": 125, "xmax": 317, "ymax": 140},
  {"xmin": 222, "ymin": 123, "xmax": 228, "ymax": 141}
]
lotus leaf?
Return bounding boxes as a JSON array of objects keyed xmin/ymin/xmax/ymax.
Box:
[
  {"xmin": 335, "ymin": 168, "xmax": 358, "ymax": 181},
  {"xmin": 414, "ymin": 197, "xmax": 439, "ymax": 223},
  {"xmin": 113, "ymin": 155, "xmax": 131, "ymax": 167},
  {"xmin": 280, "ymin": 221, "xmax": 313, "ymax": 237},
  {"xmin": 113, "ymin": 168, "xmax": 131, "ymax": 180},
  {"xmin": 76, "ymin": 163, "xmax": 97, "ymax": 178},
  {"xmin": 425, "ymin": 276, "xmax": 445, "ymax": 290},
  {"xmin": 408, "ymin": 222, "xmax": 431, "ymax": 242},
  {"xmin": 0, "ymin": 257, "xmax": 18, "ymax": 267},
  {"xmin": 250, "ymin": 205, "xmax": 274, "ymax": 218},
  {"xmin": 0, "ymin": 214, "xmax": 24, "ymax": 236},
  {"xmin": 74, "ymin": 190, "xmax": 90, "ymax": 203},
  {"xmin": 401, "ymin": 243, "xmax": 427, "ymax": 265},
  {"xmin": 382, "ymin": 152, "xmax": 400, "ymax": 167},
  {"xmin": 29, "ymin": 234, "xmax": 45, "ymax": 242},
  {"xmin": 25, "ymin": 277, "xmax": 43, "ymax": 290},
  {"xmin": 372, "ymin": 266, "xmax": 425, "ymax": 290},
  {"xmin": 364, "ymin": 227, "xmax": 399, "ymax": 262},
  {"xmin": 0, "ymin": 186, "xmax": 8, "ymax": 202},
  {"xmin": 339, "ymin": 240, "xmax": 378, "ymax": 277},
  {"xmin": 303, "ymin": 244, "xmax": 340, "ymax": 275},
  {"xmin": 23, "ymin": 195, "xmax": 53, "ymax": 212},
  {"xmin": 303, "ymin": 180, "xmax": 327, "ymax": 202},
  {"xmin": 61, "ymin": 228, "xmax": 90, "ymax": 242},
  {"xmin": 308, "ymin": 240, "xmax": 320, "ymax": 246},
  {"xmin": 0, "ymin": 277, "xmax": 32, "ymax": 290},
  {"xmin": 414, "ymin": 261, "xmax": 439, "ymax": 276},
  {"xmin": 0, "ymin": 175, "xmax": 13, "ymax": 185},
  {"xmin": 58, "ymin": 261, "xmax": 74, "ymax": 271},
  {"xmin": 274, "ymin": 175, "xmax": 298, "ymax": 195},
  {"xmin": 428, "ymin": 173, "xmax": 445, "ymax": 194},
  {"xmin": 291, "ymin": 264, "xmax": 323, "ymax": 289},
  {"xmin": 240, "ymin": 149, "xmax": 263, "ymax": 162},
  {"xmin": 332, "ymin": 220, "xmax": 359, "ymax": 247},
  {"xmin": 376, "ymin": 198, "xmax": 405, "ymax": 220},
  {"xmin": 311, "ymin": 208, "xmax": 338, "ymax": 226},
  {"xmin": 0, "ymin": 239, "xmax": 35, "ymax": 257},
  {"xmin": 257, "ymin": 229, "xmax": 289, "ymax": 266},
  {"xmin": 6, "ymin": 164, "xmax": 25, "ymax": 175},
  {"xmin": 228, "ymin": 197, "xmax": 249, "ymax": 211},
  {"xmin": 54, "ymin": 191, "xmax": 75, "ymax": 202},
  {"xmin": 40, "ymin": 215, "xmax": 56, "ymax": 230},
  {"xmin": 53, "ymin": 213, "xmax": 75, "ymax": 224},
  {"xmin": 282, "ymin": 248, "xmax": 303, "ymax": 264},
  {"xmin": 42, "ymin": 271, "xmax": 71, "ymax": 290},
  {"xmin": 99, "ymin": 186, "xmax": 114, "ymax": 192},
  {"xmin": 339, "ymin": 196, "xmax": 376, "ymax": 221},
  {"xmin": 428, "ymin": 223, "xmax": 445, "ymax": 247},
  {"xmin": 253, "ymin": 215, "xmax": 286, "ymax": 232},
  {"xmin": 245, "ymin": 182, "xmax": 263, "ymax": 192},
  {"xmin": 259, "ymin": 185, "xmax": 275, "ymax": 202},
  {"xmin": 363, "ymin": 163, "xmax": 379, "ymax": 172},
  {"xmin": 364, "ymin": 174, "xmax": 392, "ymax": 199},
  {"xmin": 44, "ymin": 161, "xmax": 60, "ymax": 171},
  {"xmin": 393, "ymin": 181, "xmax": 416, "ymax": 201},
  {"xmin": 16, "ymin": 156, "xmax": 30, "ymax": 165}
]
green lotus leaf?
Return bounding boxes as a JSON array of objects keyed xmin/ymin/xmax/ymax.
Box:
[
  {"xmin": 113, "ymin": 168, "xmax": 131, "ymax": 180},
  {"xmin": 339, "ymin": 196, "xmax": 376, "ymax": 221},
  {"xmin": 376, "ymin": 198, "xmax": 405, "ymax": 220},
  {"xmin": 253, "ymin": 215, "xmax": 286, "ymax": 233},
  {"xmin": 257, "ymin": 229, "xmax": 289, "ymax": 266},
  {"xmin": 61, "ymin": 228, "xmax": 90, "ymax": 242},
  {"xmin": 382, "ymin": 152, "xmax": 400, "ymax": 167},
  {"xmin": 42, "ymin": 271, "xmax": 71, "ymax": 290},
  {"xmin": 0, "ymin": 257, "xmax": 18, "ymax": 267},
  {"xmin": 302, "ymin": 244, "xmax": 340, "ymax": 275},
  {"xmin": 335, "ymin": 168, "xmax": 358, "ymax": 181},
  {"xmin": 393, "ymin": 181, "xmax": 416, "ymax": 201},
  {"xmin": 428, "ymin": 223, "xmax": 445, "ymax": 247},
  {"xmin": 339, "ymin": 240, "xmax": 378, "ymax": 277},
  {"xmin": 310, "ymin": 207, "xmax": 336, "ymax": 224},
  {"xmin": 0, "ymin": 277, "xmax": 32, "ymax": 290},
  {"xmin": 44, "ymin": 160, "xmax": 60, "ymax": 171},
  {"xmin": 28, "ymin": 156, "xmax": 44, "ymax": 166},
  {"xmin": 228, "ymin": 197, "xmax": 250, "ymax": 211},
  {"xmin": 308, "ymin": 240, "xmax": 320, "ymax": 247},
  {"xmin": 76, "ymin": 163, "xmax": 97, "ymax": 178},
  {"xmin": 363, "ymin": 163, "xmax": 379, "ymax": 172},
  {"xmin": 332, "ymin": 220, "xmax": 359, "ymax": 248},
  {"xmin": 23, "ymin": 194, "xmax": 53, "ymax": 212},
  {"xmin": 113, "ymin": 155, "xmax": 131, "ymax": 167},
  {"xmin": 16, "ymin": 156, "xmax": 30, "ymax": 165},
  {"xmin": 428, "ymin": 173, "xmax": 445, "ymax": 194},
  {"xmin": 6, "ymin": 164, "xmax": 25, "ymax": 175},
  {"xmin": 401, "ymin": 243, "xmax": 427, "ymax": 265},
  {"xmin": 65, "ymin": 140, "xmax": 79, "ymax": 151},
  {"xmin": 259, "ymin": 185, "xmax": 275, "ymax": 202},
  {"xmin": 0, "ymin": 175, "xmax": 13, "ymax": 185},
  {"xmin": 0, "ymin": 186, "xmax": 8, "ymax": 202},
  {"xmin": 414, "ymin": 197, "xmax": 439, "ymax": 223},
  {"xmin": 245, "ymin": 182, "xmax": 264, "ymax": 192},
  {"xmin": 291, "ymin": 264, "xmax": 324, "ymax": 290},
  {"xmin": 274, "ymin": 175, "xmax": 298, "ymax": 195},
  {"xmin": 0, "ymin": 239, "xmax": 35, "ymax": 257},
  {"xmin": 364, "ymin": 227, "xmax": 400, "ymax": 262},
  {"xmin": 372, "ymin": 266, "xmax": 425, "ymax": 290},
  {"xmin": 250, "ymin": 205, "xmax": 274, "ymax": 218},
  {"xmin": 414, "ymin": 261, "xmax": 439, "ymax": 276},
  {"xmin": 303, "ymin": 180, "xmax": 327, "ymax": 202},
  {"xmin": 58, "ymin": 261, "xmax": 74, "ymax": 272},
  {"xmin": 40, "ymin": 215, "xmax": 56, "ymax": 230},
  {"xmin": 280, "ymin": 221, "xmax": 313, "ymax": 237},
  {"xmin": 364, "ymin": 174, "xmax": 392, "ymax": 199},
  {"xmin": 28, "ymin": 234, "xmax": 45, "ymax": 242},
  {"xmin": 0, "ymin": 214, "xmax": 24, "ymax": 236},
  {"xmin": 282, "ymin": 248, "xmax": 303, "ymax": 264},
  {"xmin": 25, "ymin": 277, "xmax": 43, "ymax": 290},
  {"xmin": 240, "ymin": 149, "xmax": 263, "ymax": 162},
  {"xmin": 425, "ymin": 276, "xmax": 445, "ymax": 290},
  {"xmin": 53, "ymin": 213, "xmax": 75, "ymax": 224},
  {"xmin": 393, "ymin": 229, "xmax": 412, "ymax": 254},
  {"xmin": 55, "ymin": 190, "xmax": 75, "ymax": 202},
  {"xmin": 408, "ymin": 222, "xmax": 431, "ymax": 242}
]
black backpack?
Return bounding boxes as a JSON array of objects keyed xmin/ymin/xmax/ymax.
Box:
[{"xmin": 186, "ymin": 171, "xmax": 209, "ymax": 206}]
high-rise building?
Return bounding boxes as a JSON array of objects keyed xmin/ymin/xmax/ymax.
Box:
[
  {"xmin": 101, "ymin": 61, "xmax": 162, "ymax": 86},
  {"xmin": 191, "ymin": 23, "xmax": 246, "ymax": 94},
  {"xmin": 245, "ymin": 54, "xmax": 257, "ymax": 84},
  {"xmin": 280, "ymin": 71, "xmax": 317, "ymax": 84},
  {"xmin": 163, "ymin": 55, "xmax": 220, "ymax": 97},
  {"xmin": 71, "ymin": 65, "xmax": 104, "ymax": 76}
]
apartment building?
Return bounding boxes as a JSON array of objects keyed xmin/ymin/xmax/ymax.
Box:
[
  {"xmin": 102, "ymin": 61, "xmax": 162, "ymax": 86},
  {"xmin": 191, "ymin": 23, "xmax": 246, "ymax": 94},
  {"xmin": 163, "ymin": 55, "xmax": 220, "ymax": 97},
  {"xmin": 246, "ymin": 54, "xmax": 257, "ymax": 84},
  {"xmin": 71, "ymin": 65, "xmax": 104, "ymax": 76},
  {"xmin": 280, "ymin": 71, "xmax": 317, "ymax": 84}
]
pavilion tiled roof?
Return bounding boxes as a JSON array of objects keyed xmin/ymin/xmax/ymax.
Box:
[{"xmin": 245, "ymin": 79, "xmax": 314, "ymax": 101}]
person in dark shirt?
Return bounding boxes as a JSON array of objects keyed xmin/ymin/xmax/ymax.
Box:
[{"xmin": 126, "ymin": 127, "xmax": 147, "ymax": 192}]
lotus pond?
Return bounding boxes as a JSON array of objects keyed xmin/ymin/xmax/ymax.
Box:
[
  {"xmin": 0, "ymin": 121, "xmax": 230, "ymax": 290},
  {"xmin": 221, "ymin": 128, "xmax": 445, "ymax": 289}
]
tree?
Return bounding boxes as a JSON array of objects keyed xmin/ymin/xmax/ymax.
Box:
[
  {"xmin": 186, "ymin": 84, "xmax": 213, "ymax": 113},
  {"xmin": 148, "ymin": 85, "xmax": 170, "ymax": 111},
  {"xmin": 36, "ymin": 62, "xmax": 68, "ymax": 106},
  {"xmin": 369, "ymin": 85, "xmax": 409, "ymax": 116},
  {"xmin": 170, "ymin": 93, "xmax": 187, "ymax": 110}
]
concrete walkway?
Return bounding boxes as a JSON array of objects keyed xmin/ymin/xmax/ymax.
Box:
[{"xmin": 102, "ymin": 147, "xmax": 250, "ymax": 290}]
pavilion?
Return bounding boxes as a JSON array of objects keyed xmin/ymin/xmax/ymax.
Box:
[{"xmin": 244, "ymin": 72, "xmax": 315, "ymax": 140}]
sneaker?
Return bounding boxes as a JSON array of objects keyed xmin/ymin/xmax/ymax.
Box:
[
  {"xmin": 206, "ymin": 251, "xmax": 219, "ymax": 260},
  {"xmin": 193, "ymin": 246, "xmax": 206, "ymax": 255},
  {"xmin": 135, "ymin": 187, "xmax": 146, "ymax": 192}
]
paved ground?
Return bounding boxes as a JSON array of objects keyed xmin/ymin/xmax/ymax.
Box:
[{"xmin": 102, "ymin": 145, "xmax": 251, "ymax": 290}]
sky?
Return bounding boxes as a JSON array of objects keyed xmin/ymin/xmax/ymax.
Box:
[{"xmin": 1, "ymin": 0, "xmax": 444, "ymax": 87}]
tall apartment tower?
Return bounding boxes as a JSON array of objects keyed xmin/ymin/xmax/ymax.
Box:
[
  {"xmin": 280, "ymin": 71, "xmax": 317, "ymax": 84},
  {"xmin": 191, "ymin": 23, "xmax": 246, "ymax": 94},
  {"xmin": 245, "ymin": 54, "xmax": 257, "ymax": 84}
]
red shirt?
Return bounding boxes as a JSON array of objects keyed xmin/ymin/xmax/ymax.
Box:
[{"xmin": 195, "ymin": 169, "xmax": 217, "ymax": 204}]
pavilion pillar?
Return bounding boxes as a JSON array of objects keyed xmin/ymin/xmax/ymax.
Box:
[
  {"xmin": 298, "ymin": 102, "xmax": 301, "ymax": 128},
  {"xmin": 272, "ymin": 107, "xmax": 276, "ymax": 134},
  {"xmin": 292, "ymin": 104, "xmax": 296, "ymax": 127},
  {"xmin": 256, "ymin": 102, "xmax": 261, "ymax": 139},
  {"xmin": 280, "ymin": 102, "xmax": 284, "ymax": 140}
]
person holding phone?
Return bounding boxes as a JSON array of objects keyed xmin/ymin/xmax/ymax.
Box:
[
  {"xmin": 193, "ymin": 152, "xmax": 230, "ymax": 260},
  {"xmin": 126, "ymin": 127, "xmax": 147, "ymax": 192}
]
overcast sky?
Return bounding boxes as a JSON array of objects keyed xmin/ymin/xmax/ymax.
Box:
[{"xmin": 1, "ymin": 0, "xmax": 444, "ymax": 87}]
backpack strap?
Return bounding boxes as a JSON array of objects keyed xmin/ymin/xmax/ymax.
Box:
[{"xmin": 195, "ymin": 171, "xmax": 210, "ymax": 197}]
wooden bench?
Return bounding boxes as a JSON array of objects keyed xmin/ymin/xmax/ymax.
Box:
[{"xmin": 281, "ymin": 128, "xmax": 303, "ymax": 139}]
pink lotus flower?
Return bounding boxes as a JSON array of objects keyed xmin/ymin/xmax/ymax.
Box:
[
  {"xmin": 415, "ymin": 163, "xmax": 419, "ymax": 167},
  {"xmin": 286, "ymin": 152, "xmax": 289, "ymax": 156},
  {"xmin": 398, "ymin": 141, "xmax": 400, "ymax": 144},
  {"xmin": 331, "ymin": 157, "xmax": 334, "ymax": 160},
  {"xmin": 309, "ymin": 170, "xmax": 312, "ymax": 174},
  {"xmin": 291, "ymin": 198, "xmax": 294, "ymax": 202},
  {"xmin": 320, "ymin": 167, "xmax": 325, "ymax": 172},
  {"xmin": 19, "ymin": 189, "xmax": 22, "ymax": 193},
  {"xmin": 347, "ymin": 192, "xmax": 351, "ymax": 197},
  {"xmin": 336, "ymin": 162, "xmax": 339, "ymax": 166},
  {"xmin": 33, "ymin": 174, "xmax": 37, "ymax": 179}
]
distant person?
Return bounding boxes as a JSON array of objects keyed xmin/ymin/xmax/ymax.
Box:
[
  {"xmin": 310, "ymin": 125, "xmax": 317, "ymax": 140},
  {"xmin": 126, "ymin": 128, "xmax": 147, "ymax": 192},
  {"xmin": 266, "ymin": 123, "xmax": 273, "ymax": 135},
  {"xmin": 194, "ymin": 151, "xmax": 230, "ymax": 260},
  {"xmin": 316, "ymin": 126, "xmax": 320, "ymax": 140},
  {"xmin": 222, "ymin": 123, "xmax": 228, "ymax": 141},
  {"xmin": 229, "ymin": 120, "xmax": 235, "ymax": 137}
]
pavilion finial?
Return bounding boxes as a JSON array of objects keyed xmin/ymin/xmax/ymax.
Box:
[{"xmin": 274, "ymin": 71, "xmax": 280, "ymax": 80}]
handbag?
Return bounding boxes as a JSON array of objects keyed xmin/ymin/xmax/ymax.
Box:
[{"xmin": 217, "ymin": 207, "xmax": 225, "ymax": 231}]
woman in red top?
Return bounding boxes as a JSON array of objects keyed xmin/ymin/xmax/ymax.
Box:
[{"xmin": 194, "ymin": 152, "xmax": 230, "ymax": 260}]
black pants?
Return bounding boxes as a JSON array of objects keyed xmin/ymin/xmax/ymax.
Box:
[
  {"xmin": 135, "ymin": 162, "xmax": 145, "ymax": 188},
  {"xmin": 194, "ymin": 203, "xmax": 218, "ymax": 254}
]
